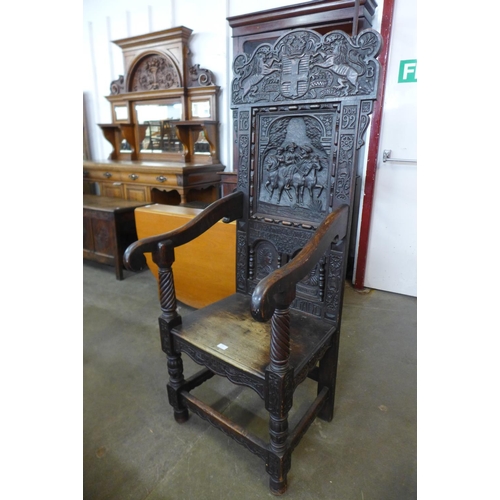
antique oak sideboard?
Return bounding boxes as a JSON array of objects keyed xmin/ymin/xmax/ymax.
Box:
[
  {"xmin": 84, "ymin": 26, "xmax": 225, "ymax": 206},
  {"xmin": 83, "ymin": 159, "xmax": 222, "ymax": 205}
]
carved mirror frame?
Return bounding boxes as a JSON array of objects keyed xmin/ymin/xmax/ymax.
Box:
[{"xmin": 99, "ymin": 26, "xmax": 220, "ymax": 164}]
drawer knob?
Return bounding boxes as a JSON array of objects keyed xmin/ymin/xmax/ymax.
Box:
[
  {"xmin": 156, "ymin": 175, "xmax": 167, "ymax": 183},
  {"xmin": 129, "ymin": 174, "xmax": 139, "ymax": 180},
  {"xmin": 103, "ymin": 172, "xmax": 112, "ymax": 178}
]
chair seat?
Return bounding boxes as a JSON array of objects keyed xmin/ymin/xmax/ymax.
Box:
[{"xmin": 172, "ymin": 293, "xmax": 335, "ymax": 383}]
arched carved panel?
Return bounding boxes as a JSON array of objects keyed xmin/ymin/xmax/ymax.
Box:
[
  {"xmin": 257, "ymin": 112, "xmax": 333, "ymax": 214},
  {"xmin": 128, "ymin": 53, "xmax": 181, "ymax": 92},
  {"xmin": 254, "ymin": 240, "xmax": 279, "ymax": 280},
  {"xmin": 250, "ymin": 103, "xmax": 340, "ymax": 226}
]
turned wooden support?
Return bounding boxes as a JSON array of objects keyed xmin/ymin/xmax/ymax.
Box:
[
  {"xmin": 266, "ymin": 306, "xmax": 294, "ymax": 493},
  {"xmin": 154, "ymin": 240, "xmax": 188, "ymax": 423},
  {"xmin": 159, "ymin": 267, "xmax": 178, "ymax": 320},
  {"xmin": 159, "ymin": 319, "xmax": 184, "ymax": 387},
  {"xmin": 270, "ymin": 306, "xmax": 291, "ymax": 373},
  {"xmin": 153, "ymin": 240, "xmax": 179, "ymax": 323},
  {"xmin": 159, "ymin": 311, "xmax": 187, "ymax": 423},
  {"xmin": 267, "ymin": 303, "xmax": 294, "ymax": 456}
]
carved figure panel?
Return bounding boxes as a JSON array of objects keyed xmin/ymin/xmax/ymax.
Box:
[
  {"xmin": 232, "ymin": 29, "xmax": 381, "ymax": 105},
  {"xmin": 254, "ymin": 241, "xmax": 279, "ymax": 280},
  {"xmin": 129, "ymin": 54, "xmax": 181, "ymax": 92},
  {"xmin": 253, "ymin": 107, "xmax": 339, "ymax": 224}
]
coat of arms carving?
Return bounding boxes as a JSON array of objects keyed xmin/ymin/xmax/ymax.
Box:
[{"xmin": 232, "ymin": 29, "xmax": 381, "ymax": 104}]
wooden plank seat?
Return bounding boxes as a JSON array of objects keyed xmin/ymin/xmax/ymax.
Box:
[{"xmin": 170, "ymin": 292, "xmax": 336, "ymax": 391}]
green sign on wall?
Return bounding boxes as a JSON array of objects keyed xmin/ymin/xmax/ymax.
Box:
[{"xmin": 398, "ymin": 59, "xmax": 417, "ymax": 83}]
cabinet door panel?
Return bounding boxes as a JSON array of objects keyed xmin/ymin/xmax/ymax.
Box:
[
  {"xmin": 91, "ymin": 218, "xmax": 115, "ymax": 256},
  {"xmin": 101, "ymin": 183, "xmax": 124, "ymax": 198},
  {"xmin": 124, "ymin": 184, "xmax": 150, "ymax": 202}
]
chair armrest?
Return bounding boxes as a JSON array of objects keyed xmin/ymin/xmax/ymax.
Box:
[
  {"xmin": 123, "ymin": 190, "xmax": 244, "ymax": 271},
  {"xmin": 251, "ymin": 204, "xmax": 349, "ymax": 322}
]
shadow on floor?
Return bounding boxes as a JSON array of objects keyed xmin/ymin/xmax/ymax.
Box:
[{"xmin": 83, "ymin": 260, "xmax": 417, "ymax": 500}]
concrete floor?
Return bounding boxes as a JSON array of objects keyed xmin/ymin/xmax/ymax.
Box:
[{"xmin": 83, "ymin": 260, "xmax": 417, "ymax": 499}]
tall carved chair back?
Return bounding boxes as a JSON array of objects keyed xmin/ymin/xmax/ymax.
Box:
[
  {"xmin": 125, "ymin": 28, "xmax": 382, "ymax": 495},
  {"xmin": 232, "ymin": 28, "xmax": 381, "ymax": 324}
]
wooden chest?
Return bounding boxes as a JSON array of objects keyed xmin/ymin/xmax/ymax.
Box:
[{"xmin": 83, "ymin": 195, "xmax": 151, "ymax": 280}]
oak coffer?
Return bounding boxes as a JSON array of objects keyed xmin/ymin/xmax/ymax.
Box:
[{"xmin": 83, "ymin": 195, "xmax": 150, "ymax": 280}]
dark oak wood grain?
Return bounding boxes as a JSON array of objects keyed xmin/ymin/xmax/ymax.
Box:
[
  {"xmin": 124, "ymin": 5, "xmax": 382, "ymax": 494},
  {"xmin": 251, "ymin": 205, "xmax": 349, "ymax": 322}
]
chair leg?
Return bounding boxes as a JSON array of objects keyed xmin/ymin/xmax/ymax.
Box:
[
  {"xmin": 267, "ymin": 406, "xmax": 291, "ymax": 495},
  {"xmin": 155, "ymin": 247, "xmax": 189, "ymax": 423},
  {"xmin": 266, "ymin": 306, "xmax": 294, "ymax": 494},
  {"xmin": 317, "ymin": 334, "xmax": 340, "ymax": 422},
  {"xmin": 167, "ymin": 353, "xmax": 189, "ymax": 423},
  {"xmin": 267, "ymin": 452, "xmax": 291, "ymax": 495},
  {"xmin": 160, "ymin": 318, "xmax": 189, "ymax": 423},
  {"xmin": 266, "ymin": 370, "xmax": 293, "ymax": 494}
]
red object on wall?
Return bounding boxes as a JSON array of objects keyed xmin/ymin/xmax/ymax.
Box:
[{"xmin": 353, "ymin": 0, "xmax": 396, "ymax": 290}]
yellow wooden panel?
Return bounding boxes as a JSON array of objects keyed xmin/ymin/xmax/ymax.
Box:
[{"xmin": 134, "ymin": 204, "xmax": 236, "ymax": 309}]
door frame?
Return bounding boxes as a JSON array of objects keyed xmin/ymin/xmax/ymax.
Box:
[{"xmin": 353, "ymin": 0, "xmax": 396, "ymax": 290}]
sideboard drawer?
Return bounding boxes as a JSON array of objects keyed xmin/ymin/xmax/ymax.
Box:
[
  {"xmin": 123, "ymin": 171, "xmax": 179, "ymax": 187},
  {"xmin": 85, "ymin": 169, "xmax": 119, "ymax": 182}
]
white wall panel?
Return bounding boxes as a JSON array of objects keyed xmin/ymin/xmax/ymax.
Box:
[{"xmin": 362, "ymin": 0, "xmax": 417, "ymax": 297}]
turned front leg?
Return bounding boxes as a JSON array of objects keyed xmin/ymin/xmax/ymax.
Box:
[
  {"xmin": 265, "ymin": 306, "xmax": 293, "ymax": 495},
  {"xmin": 154, "ymin": 242, "xmax": 188, "ymax": 423}
]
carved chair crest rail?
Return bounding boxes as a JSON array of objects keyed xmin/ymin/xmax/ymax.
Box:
[{"xmin": 124, "ymin": 27, "xmax": 382, "ymax": 495}]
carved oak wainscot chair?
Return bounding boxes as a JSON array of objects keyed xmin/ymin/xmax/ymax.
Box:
[{"xmin": 124, "ymin": 28, "xmax": 382, "ymax": 495}]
